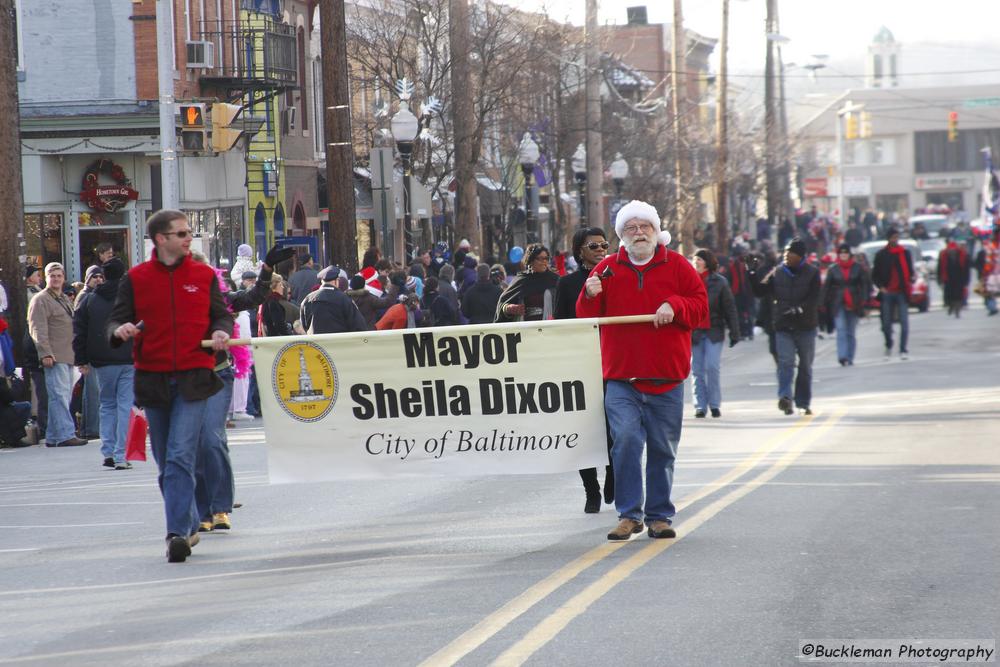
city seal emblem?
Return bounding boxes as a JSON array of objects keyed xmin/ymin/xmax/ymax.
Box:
[{"xmin": 271, "ymin": 342, "xmax": 338, "ymax": 422}]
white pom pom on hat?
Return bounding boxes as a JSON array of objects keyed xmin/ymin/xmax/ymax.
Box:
[{"xmin": 614, "ymin": 200, "xmax": 672, "ymax": 246}]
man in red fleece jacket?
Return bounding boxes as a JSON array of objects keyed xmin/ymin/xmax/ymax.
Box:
[{"xmin": 577, "ymin": 200, "xmax": 708, "ymax": 541}]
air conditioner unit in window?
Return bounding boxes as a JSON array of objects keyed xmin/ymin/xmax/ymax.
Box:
[{"xmin": 186, "ymin": 41, "xmax": 215, "ymax": 69}]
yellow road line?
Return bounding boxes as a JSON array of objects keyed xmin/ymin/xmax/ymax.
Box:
[
  {"xmin": 490, "ymin": 409, "xmax": 846, "ymax": 667},
  {"xmin": 417, "ymin": 413, "xmax": 819, "ymax": 667}
]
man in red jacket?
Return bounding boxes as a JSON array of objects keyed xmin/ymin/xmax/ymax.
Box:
[
  {"xmin": 108, "ymin": 210, "xmax": 233, "ymax": 563},
  {"xmin": 577, "ymin": 200, "xmax": 708, "ymax": 541}
]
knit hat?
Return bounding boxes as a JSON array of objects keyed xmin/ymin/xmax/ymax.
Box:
[
  {"xmin": 44, "ymin": 262, "xmax": 65, "ymax": 277},
  {"xmin": 102, "ymin": 257, "xmax": 126, "ymax": 281},
  {"xmin": 885, "ymin": 227, "xmax": 900, "ymax": 240},
  {"xmin": 458, "ymin": 239, "xmax": 471, "ymax": 250},
  {"xmin": 25, "ymin": 265, "xmax": 39, "ymax": 280},
  {"xmin": 237, "ymin": 243, "xmax": 253, "ymax": 258},
  {"xmin": 837, "ymin": 242, "xmax": 851, "ymax": 254},
  {"xmin": 241, "ymin": 270, "xmax": 257, "ymax": 281},
  {"xmin": 613, "ymin": 200, "xmax": 672, "ymax": 246},
  {"xmin": 349, "ymin": 274, "xmax": 365, "ymax": 290},
  {"xmin": 785, "ymin": 237, "xmax": 807, "ymax": 258},
  {"xmin": 84, "ymin": 265, "xmax": 104, "ymax": 283},
  {"xmin": 405, "ymin": 275, "xmax": 418, "ymax": 292}
]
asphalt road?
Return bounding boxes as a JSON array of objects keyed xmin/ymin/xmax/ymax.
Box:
[{"xmin": 1, "ymin": 302, "xmax": 998, "ymax": 666}]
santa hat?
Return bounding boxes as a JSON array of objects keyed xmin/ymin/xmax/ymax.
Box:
[
  {"xmin": 614, "ymin": 200, "xmax": 672, "ymax": 246},
  {"xmin": 358, "ymin": 266, "xmax": 383, "ymax": 297}
]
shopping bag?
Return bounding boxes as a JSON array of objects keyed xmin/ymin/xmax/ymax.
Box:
[{"xmin": 125, "ymin": 407, "xmax": 148, "ymax": 461}]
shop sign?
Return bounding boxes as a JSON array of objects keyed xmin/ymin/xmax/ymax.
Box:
[
  {"xmin": 914, "ymin": 175, "xmax": 972, "ymax": 190},
  {"xmin": 803, "ymin": 177, "xmax": 828, "ymax": 197},
  {"xmin": 80, "ymin": 158, "xmax": 139, "ymax": 213}
]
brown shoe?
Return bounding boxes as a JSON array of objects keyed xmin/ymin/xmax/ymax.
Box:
[
  {"xmin": 647, "ymin": 520, "xmax": 676, "ymax": 539},
  {"xmin": 607, "ymin": 518, "xmax": 643, "ymax": 541}
]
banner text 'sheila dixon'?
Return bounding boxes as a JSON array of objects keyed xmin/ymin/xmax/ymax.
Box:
[{"xmin": 350, "ymin": 332, "xmax": 588, "ymax": 419}]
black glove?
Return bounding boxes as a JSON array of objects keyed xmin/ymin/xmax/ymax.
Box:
[
  {"xmin": 264, "ymin": 245, "xmax": 295, "ymax": 269},
  {"xmin": 729, "ymin": 339, "xmax": 738, "ymax": 348},
  {"xmin": 743, "ymin": 254, "xmax": 760, "ymax": 271}
]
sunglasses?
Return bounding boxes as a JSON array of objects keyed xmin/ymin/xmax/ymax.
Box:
[
  {"xmin": 585, "ymin": 242, "xmax": 610, "ymax": 251},
  {"xmin": 162, "ymin": 230, "xmax": 192, "ymax": 239}
]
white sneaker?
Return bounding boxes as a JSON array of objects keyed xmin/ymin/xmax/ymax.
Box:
[
  {"xmin": 900, "ymin": 351, "xmax": 909, "ymax": 361},
  {"xmin": 232, "ymin": 411, "xmax": 254, "ymax": 421},
  {"xmin": 884, "ymin": 347, "xmax": 891, "ymax": 361}
]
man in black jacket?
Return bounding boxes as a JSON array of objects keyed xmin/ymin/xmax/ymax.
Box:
[
  {"xmin": 299, "ymin": 266, "xmax": 368, "ymax": 334},
  {"xmin": 749, "ymin": 237, "xmax": 820, "ymax": 415},
  {"xmin": 73, "ymin": 258, "xmax": 135, "ymax": 469},
  {"xmin": 460, "ymin": 264, "xmax": 503, "ymax": 324}
]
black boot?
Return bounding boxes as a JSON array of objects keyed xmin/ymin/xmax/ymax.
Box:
[
  {"xmin": 603, "ymin": 465, "xmax": 615, "ymax": 504},
  {"xmin": 580, "ymin": 468, "xmax": 601, "ymax": 514}
]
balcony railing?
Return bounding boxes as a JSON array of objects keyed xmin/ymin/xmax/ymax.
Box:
[{"xmin": 195, "ymin": 17, "xmax": 297, "ymax": 91}]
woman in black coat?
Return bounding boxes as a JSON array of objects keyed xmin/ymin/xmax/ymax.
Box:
[
  {"xmin": 494, "ymin": 244, "xmax": 558, "ymax": 322},
  {"xmin": 821, "ymin": 243, "xmax": 870, "ymax": 365},
  {"xmin": 554, "ymin": 228, "xmax": 615, "ymax": 514},
  {"xmin": 690, "ymin": 249, "xmax": 740, "ymax": 418}
]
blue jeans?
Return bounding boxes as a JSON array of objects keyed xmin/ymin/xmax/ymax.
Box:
[
  {"xmin": 834, "ymin": 309, "xmax": 858, "ymax": 363},
  {"xmin": 81, "ymin": 369, "xmax": 101, "ymax": 436},
  {"xmin": 775, "ymin": 329, "xmax": 816, "ymax": 409},
  {"xmin": 985, "ymin": 295, "xmax": 998, "ymax": 315},
  {"xmin": 145, "ymin": 384, "xmax": 208, "ymax": 538},
  {"xmin": 605, "ymin": 381, "xmax": 683, "ymax": 524},
  {"xmin": 880, "ymin": 292, "xmax": 909, "ymax": 352},
  {"xmin": 691, "ymin": 337, "xmax": 723, "ymax": 411},
  {"xmin": 43, "ymin": 363, "xmax": 76, "ymax": 444},
  {"xmin": 196, "ymin": 367, "xmax": 235, "ymax": 519},
  {"xmin": 95, "ymin": 365, "xmax": 135, "ymax": 464}
]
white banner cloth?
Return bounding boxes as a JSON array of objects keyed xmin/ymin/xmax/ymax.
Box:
[{"xmin": 250, "ymin": 319, "xmax": 608, "ymax": 481}]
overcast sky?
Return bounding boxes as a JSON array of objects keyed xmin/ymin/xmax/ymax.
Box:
[{"xmin": 501, "ymin": 0, "xmax": 1000, "ymax": 75}]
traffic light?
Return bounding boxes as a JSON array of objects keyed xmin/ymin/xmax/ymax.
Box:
[
  {"xmin": 860, "ymin": 111, "xmax": 872, "ymax": 139},
  {"xmin": 947, "ymin": 111, "xmax": 959, "ymax": 142},
  {"xmin": 844, "ymin": 112, "xmax": 858, "ymax": 140},
  {"xmin": 211, "ymin": 102, "xmax": 243, "ymax": 152},
  {"xmin": 179, "ymin": 103, "xmax": 207, "ymax": 152}
]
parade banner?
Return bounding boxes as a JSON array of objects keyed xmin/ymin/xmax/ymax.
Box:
[{"xmin": 249, "ymin": 319, "xmax": 608, "ymax": 481}]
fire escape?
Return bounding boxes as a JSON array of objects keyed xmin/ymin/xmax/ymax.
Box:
[{"xmin": 195, "ymin": 14, "xmax": 297, "ymax": 202}]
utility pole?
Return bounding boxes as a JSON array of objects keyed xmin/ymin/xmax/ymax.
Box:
[
  {"xmin": 714, "ymin": 0, "xmax": 730, "ymax": 255},
  {"xmin": 584, "ymin": 0, "xmax": 604, "ymax": 230},
  {"xmin": 0, "ymin": 0, "xmax": 27, "ymax": 363},
  {"xmin": 449, "ymin": 0, "xmax": 481, "ymax": 253},
  {"xmin": 764, "ymin": 0, "xmax": 779, "ymax": 234},
  {"xmin": 156, "ymin": 0, "xmax": 179, "ymax": 209},
  {"xmin": 320, "ymin": 0, "xmax": 358, "ymax": 272},
  {"xmin": 672, "ymin": 0, "xmax": 694, "ymax": 254}
]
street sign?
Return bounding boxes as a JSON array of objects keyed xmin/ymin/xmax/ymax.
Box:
[{"xmin": 803, "ymin": 177, "xmax": 828, "ymax": 197}]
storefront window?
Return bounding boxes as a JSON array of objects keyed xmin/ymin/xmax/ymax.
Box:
[
  {"xmin": 184, "ymin": 207, "xmax": 245, "ymax": 269},
  {"xmin": 24, "ymin": 213, "xmax": 64, "ymax": 270}
]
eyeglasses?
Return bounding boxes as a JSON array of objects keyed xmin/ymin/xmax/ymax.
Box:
[
  {"xmin": 533, "ymin": 255, "xmax": 550, "ymax": 262},
  {"xmin": 585, "ymin": 242, "xmax": 610, "ymax": 251},
  {"xmin": 162, "ymin": 230, "xmax": 192, "ymax": 239},
  {"xmin": 622, "ymin": 223, "xmax": 655, "ymax": 235}
]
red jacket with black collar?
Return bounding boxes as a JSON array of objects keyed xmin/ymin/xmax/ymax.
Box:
[{"xmin": 576, "ymin": 244, "xmax": 708, "ymax": 393}]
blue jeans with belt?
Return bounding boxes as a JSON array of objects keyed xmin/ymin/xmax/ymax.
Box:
[
  {"xmin": 145, "ymin": 383, "xmax": 208, "ymax": 538},
  {"xmin": 605, "ymin": 381, "xmax": 683, "ymax": 524},
  {"xmin": 196, "ymin": 366, "xmax": 235, "ymax": 520}
]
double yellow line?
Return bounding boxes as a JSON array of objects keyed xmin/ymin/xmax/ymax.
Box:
[{"xmin": 419, "ymin": 409, "xmax": 846, "ymax": 667}]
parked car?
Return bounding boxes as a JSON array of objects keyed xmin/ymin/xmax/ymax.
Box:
[
  {"xmin": 858, "ymin": 239, "xmax": 930, "ymax": 312},
  {"xmin": 917, "ymin": 237, "xmax": 946, "ymax": 276},
  {"xmin": 908, "ymin": 214, "xmax": 950, "ymax": 239}
]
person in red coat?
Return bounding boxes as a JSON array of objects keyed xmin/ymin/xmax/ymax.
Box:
[
  {"xmin": 937, "ymin": 237, "xmax": 970, "ymax": 318},
  {"xmin": 577, "ymin": 200, "xmax": 708, "ymax": 542}
]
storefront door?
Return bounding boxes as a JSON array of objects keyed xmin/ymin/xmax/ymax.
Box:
[{"xmin": 78, "ymin": 226, "xmax": 130, "ymax": 280}]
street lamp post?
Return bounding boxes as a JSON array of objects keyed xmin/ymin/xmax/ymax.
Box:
[
  {"xmin": 609, "ymin": 153, "xmax": 629, "ymax": 220},
  {"xmin": 391, "ymin": 100, "xmax": 419, "ymax": 261},
  {"xmin": 518, "ymin": 132, "xmax": 540, "ymax": 243},
  {"xmin": 572, "ymin": 143, "xmax": 587, "ymax": 226}
]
